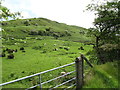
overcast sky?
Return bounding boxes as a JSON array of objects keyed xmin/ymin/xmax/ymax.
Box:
[{"xmin": 2, "ymin": 0, "xmax": 97, "ymax": 28}]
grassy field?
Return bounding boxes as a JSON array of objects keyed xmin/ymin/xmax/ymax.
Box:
[
  {"xmin": 1, "ymin": 37, "xmax": 93, "ymax": 88},
  {"xmin": 1, "ymin": 18, "xmax": 118, "ymax": 88},
  {"xmin": 1, "ymin": 18, "xmax": 94, "ymax": 88}
]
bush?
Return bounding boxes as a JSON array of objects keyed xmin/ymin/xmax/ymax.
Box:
[
  {"xmin": 7, "ymin": 54, "xmax": 14, "ymax": 59},
  {"xmin": 29, "ymin": 30, "xmax": 38, "ymax": 35},
  {"xmin": 0, "ymin": 53, "xmax": 6, "ymax": 57},
  {"xmin": 24, "ymin": 20, "xmax": 30, "ymax": 26},
  {"xmin": 20, "ymin": 47, "xmax": 24, "ymax": 50},
  {"xmin": 32, "ymin": 46, "xmax": 43, "ymax": 50}
]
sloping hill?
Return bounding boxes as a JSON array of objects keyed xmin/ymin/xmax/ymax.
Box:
[
  {"xmin": 1, "ymin": 18, "xmax": 94, "ymax": 88},
  {"xmin": 1, "ymin": 18, "xmax": 118, "ymax": 89},
  {"xmin": 1, "ymin": 18, "xmax": 93, "ymax": 43}
]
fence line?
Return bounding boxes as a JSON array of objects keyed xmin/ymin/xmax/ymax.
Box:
[
  {"xmin": 0, "ymin": 62, "xmax": 75, "ymax": 89},
  {"xmin": 52, "ymin": 77, "xmax": 76, "ymax": 88},
  {"xmin": 0, "ymin": 62, "xmax": 75, "ymax": 87},
  {"xmin": 0, "ymin": 54, "xmax": 93, "ymax": 89}
]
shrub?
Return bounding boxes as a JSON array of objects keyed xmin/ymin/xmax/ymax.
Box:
[
  {"xmin": 78, "ymin": 46, "xmax": 84, "ymax": 50},
  {"xmin": 59, "ymin": 46, "xmax": 63, "ymax": 49},
  {"xmin": 29, "ymin": 30, "xmax": 38, "ymax": 35},
  {"xmin": 46, "ymin": 28, "xmax": 50, "ymax": 31},
  {"xmin": 24, "ymin": 20, "xmax": 30, "ymax": 26},
  {"xmin": 32, "ymin": 46, "xmax": 43, "ymax": 50},
  {"xmin": 7, "ymin": 54, "xmax": 14, "ymax": 59},
  {"xmin": 34, "ymin": 23, "xmax": 38, "ymax": 26},
  {"xmin": 20, "ymin": 47, "xmax": 24, "ymax": 50},
  {"xmin": 0, "ymin": 53, "xmax": 6, "ymax": 57},
  {"xmin": 53, "ymin": 33, "xmax": 60, "ymax": 39},
  {"xmin": 22, "ymin": 50, "xmax": 26, "ymax": 52},
  {"xmin": 64, "ymin": 47, "xmax": 70, "ymax": 51},
  {"xmin": 10, "ymin": 72, "xmax": 15, "ymax": 77},
  {"xmin": 65, "ymin": 30, "xmax": 71, "ymax": 36}
]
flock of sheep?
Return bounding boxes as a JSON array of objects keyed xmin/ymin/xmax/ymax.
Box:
[{"xmin": 0, "ymin": 47, "xmax": 25, "ymax": 59}]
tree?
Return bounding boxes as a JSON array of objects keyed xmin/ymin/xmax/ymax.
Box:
[
  {"xmin": 87, "ymin": 0, "xmax": 120, "ymax": 47},
  {"xmin": 0, "ymin": 0, "xmax": 21, "ymax": 20},
  {"xmin": 86, "ymin": 0, "xmax": 120, "ymax": 63}
]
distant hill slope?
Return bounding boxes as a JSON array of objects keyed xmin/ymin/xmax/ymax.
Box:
[{"xmin": 1, "ymin": 18, "xmax": 93, "ymax": 43}]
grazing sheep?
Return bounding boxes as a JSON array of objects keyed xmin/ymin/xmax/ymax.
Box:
[
  {"xmin": 61, "ymin": 72, "xmax": 67, "ymax": 75},
  {"xmin": 53, "ymin": 48, "xmax": 58, "ymax": 51},
  {"xmin": 60, "ymin": 72, "xmax": 68, "ymax": 78},
  {"xmin": 7, "ymin": 54, "xmax": 14, "ymax": 59},
  {"xmin": 11, "ymin": 38, "xmax": 14, "ymax": 40},
  {"xmin": 7, "ymin": 49, "xmax": 14, "ymax": 53}
]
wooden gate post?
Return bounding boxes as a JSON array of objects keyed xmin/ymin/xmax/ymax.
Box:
[{"xmin": 75, "ymin": 54, "xmax": 84, "ymax": 89}]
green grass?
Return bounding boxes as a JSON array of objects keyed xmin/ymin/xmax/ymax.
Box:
[
  {"xmin": 1, "ymin": 17, "xmax": 93, "ymax": 42},
  {"xmin": 84, "ymin": 61, "xmax": 118, "ymax": 88},
  {"xmin": 1, "ymin": 36, "xmax": 93, "ymax": 88},
  {"xmin": 1, "ymin": 17, "xmax": 118, "ymax": 88}
]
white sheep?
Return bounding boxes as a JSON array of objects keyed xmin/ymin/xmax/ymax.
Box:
[{"xmin": 61, "ymin": 72, "xmax": 67, "ymax": 75}]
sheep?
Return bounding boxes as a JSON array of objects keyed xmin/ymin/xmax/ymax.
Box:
[
  {"xmin": 11, "ymin": 38, "xmax": 14, "ymax": 40},
  {"xmin": 14, "ymin": 49, "xmax": 17, "ymax": 53},
  {"xmin": 53, "ymin": 48, "xmax": 58, "ymax": 51},
  {"xmin": 60, "ymin": 72, "xmax": 68, "ymax": 78},
  {"xmin": 61, "ymin": 72, "xmax": 67, "ymax": 75},
  {"xmin": 7, "ymin": 49, "xmax": 14, "ymax": 53}
]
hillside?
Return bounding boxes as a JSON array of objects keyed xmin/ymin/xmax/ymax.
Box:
[
  {"xmin": 1, "ymin": 18, "xmax": 93, "ymax": 43},
  {"xmin": 1, "ymin": 18, "xmax": 94, "ymax": 88},
  {"xmin": 1, "ymin": 18, "xmax": 119, "ymax": 89}
]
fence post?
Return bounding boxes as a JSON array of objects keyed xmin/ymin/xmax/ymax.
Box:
[
  {"xmin": 75, "ymin": 54, "xmax": 84, "ymax": 89},
  {"xmin": 39, "ymin": 74, "xmax": 42, "ymax": 90}
]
